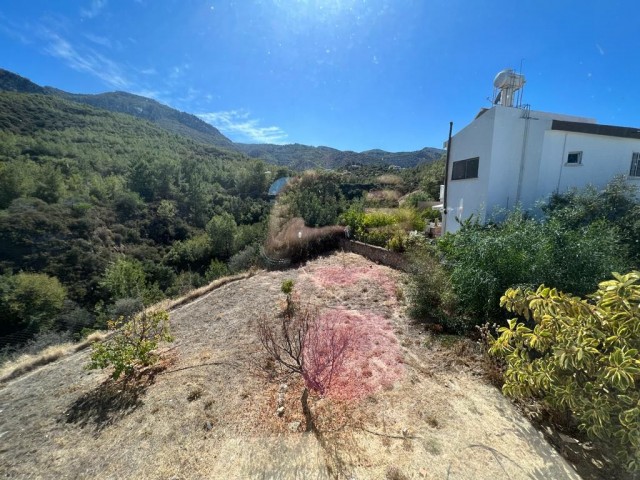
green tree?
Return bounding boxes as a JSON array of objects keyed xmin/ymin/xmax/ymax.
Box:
[
  {"xmin": 0, "ymin": 272, "xmax": 66, "ymax": 335},
  {"xmin": 87, "ymin": 309, "xmax": 173, "ymax": 380},
  {"xmin": 280, "ymin": 171, "xmax": 346, "ymax": 227},
  {"xmin": 101, "ymin": 257, "xmax": 147, "ymax": 301},
  {"xmin": 206, "ymin": 212, "xmax": 238, "ymax": 259}
]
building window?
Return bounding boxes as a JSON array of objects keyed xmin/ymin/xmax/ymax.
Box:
[
  {"xmin": 630, "ymin": 153, "xmax": 640, "ymax": 177},
  {"xmin": 451, "ymin": 157, "xmax": 479, "ymax": 180},
  {"xmin": 566, "ymin": 151, "xmax": 583, "ymax": 165}
]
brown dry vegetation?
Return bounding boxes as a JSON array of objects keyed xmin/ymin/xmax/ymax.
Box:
[{"xmin": 0, "ymin": 253, "xmax": 584, "ymax": 479}]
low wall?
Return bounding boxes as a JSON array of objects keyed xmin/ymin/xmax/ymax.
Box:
[{"xmin": 338, "ymin": 238, "xmax": 409, "ymax": 272}]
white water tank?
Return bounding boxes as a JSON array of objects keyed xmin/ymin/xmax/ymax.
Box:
[{"xmin": 493, "ymin": 69, "xmax": 526, "ymax": 107}]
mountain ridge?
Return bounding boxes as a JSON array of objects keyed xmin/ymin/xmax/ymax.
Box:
[{"xmin": 0, "ymin": 68, "xmax": 443, "ymax": 169}]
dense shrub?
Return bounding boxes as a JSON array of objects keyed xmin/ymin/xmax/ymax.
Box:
[
  {"xmin": 439, "ymin": 209, "xmax": 629, "ymax": 321},
  {"xmin": 406, "ymin": 239, "xmax": 460, "ymax": 331},
  {"xmin": 490, "ymin": 272, "xmax": 640, "ymax": 472},
  {"xmin": 205, "ymin": 259, "xmax": 228, "ymax": 281},
  {"xmin": 340, "ymin": 205, "xmax": 424, "ymax": 251},
  {"xmin": 228, "ymin": 244, "xmax": 261, "ymax": 273}
]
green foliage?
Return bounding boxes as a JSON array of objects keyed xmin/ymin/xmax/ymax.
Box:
[
  {"xmin": 543, "ymin": 177, "xmax": 640, "ymax": 262},
  {"xmin": 417, "ymin": 157, "xmax": 445, "ymax": 200},
  {"xmin": 406, "ymin": 239, "xmax": 460, "ymax": 331},
  {"xmin": 87, "ymin": 309, "xmax": 173, "ymax": 380},
  {"xmin": 0, "ymin": 272, "xmax": 66, "ymax": 336},
  {"xmin": 0, "ymin": 91, "xmax": 273, "ymax": 347},
  {"xmin": 440, "ymin": 208, "xmax": 629, "ymax": 321},
  {"xmin": 205, "ymin": 259, "xmax": 228, "ymax": 281},
  {"xmin": 228, "ymin": 245, "xmax": 261, "ymax": 273},
  {"xmin": 164, "ymin": 234, "xmax": 213, "ymax": 271},
  {"xmin": 206, "ymin": 212, "xmax": 238, "ymax": 260},
  {"xmin": 281, "ymin": 279, "xmax": 294, "ymax": 295},
  {"xmin": 490, "ymin": 272, "xmax": 640, "ymax": 472},
  {"xmin": 101, "ymin": 257, "xmax": 148, "ymax": 302},
  {"xmin": 280, "ymin": 171, "xmax": 346, "ymax": 227},
  {"xmin": 340, "ymin": 206, "xmax": 424, "ymax": 251}
]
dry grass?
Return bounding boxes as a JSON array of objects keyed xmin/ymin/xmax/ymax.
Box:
[
  {"xmin": 0, "ymin": 253, "xmax": 586, "ymax": 480},
  {"xmin": 147, "ymin": 270, "xmax": 257, "ymax": 314},
  {"xmin": 0, "ymin": 331, "xmax": 107, "ymax": 383},
  {"xmin": 0, "ymin": 272, "xmax": 255, "ymax": 385}
]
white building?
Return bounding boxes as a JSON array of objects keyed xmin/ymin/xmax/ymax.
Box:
[{"xmin": 443, "ymin": 70, "xmax": 640, "ymax": 234}]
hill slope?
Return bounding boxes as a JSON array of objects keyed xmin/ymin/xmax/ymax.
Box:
[
  {"xmin": 0, "ymin": 253, "xmax": 582, "ymax": 479},
  {"xmin": 0, "ymin": 91, "xmax": 272, "ymax": 341},
  {"xmin": 0, "ymin": 69, "xmax": 443, "ymax": 169}
]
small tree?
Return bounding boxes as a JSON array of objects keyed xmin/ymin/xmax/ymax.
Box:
[
  {"xmin": 258, "ymin": 282, "xmax": 350, "ymax": 430},
  {"xmin": 87, "ymin": 309, "xmax": 173, "ymax": 381},
  {"xmin": 490, "ymin": 271, "xmax": 640, "ymax": 472}
]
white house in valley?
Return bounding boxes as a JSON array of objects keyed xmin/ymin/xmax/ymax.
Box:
[{"xmin": 442, "ymin": 69, "xmax": 640, "ymax": 234}]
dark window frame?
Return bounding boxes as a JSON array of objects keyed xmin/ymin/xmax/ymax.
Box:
[
  {"xmin": 451, "ymin": 157, "xmax": 479, "ymax": 180},
  {"xmin": 566, "ymin": 151, "xmax": 583, "ymax": 165},
  {"xmin": 630, "ymin": 152, "xmax": 640, "ymax": 177}
]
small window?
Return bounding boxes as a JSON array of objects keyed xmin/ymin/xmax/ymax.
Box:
[
  {"xmin": 566, "ymin": 151, "xmax": 583, "ymax": 165},
  {"xmin": 451, "ymin": 157, "xmax": 479, "ymax": 180},
  {"xmin": 630, "ymin": 152, "xmax": 640, "ymax": 177}
]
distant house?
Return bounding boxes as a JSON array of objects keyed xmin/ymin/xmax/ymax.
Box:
[{"xmin": 443, "ymin": 70, "xmax": 640, "ymax": 234}]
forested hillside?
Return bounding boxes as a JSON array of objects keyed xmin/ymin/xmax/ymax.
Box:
[
  {"xmin": 0, "ymin": 92, "xmax": 282, "ymax": 345},
  {"xmin": 236, "ymin": 142, "xmax": 443, "ymax": 170},
  {"xmin": 0, "ymin": 70, "xmax": 443, "ymax": 170}
]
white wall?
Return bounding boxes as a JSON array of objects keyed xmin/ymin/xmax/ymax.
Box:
[
  {"xmin": 537, "ymin": 131, "xmax": 640, "ymax": 198},
  {"xmin": 444, "ymin": 108, "xmax": 495, "ymax": 233}
]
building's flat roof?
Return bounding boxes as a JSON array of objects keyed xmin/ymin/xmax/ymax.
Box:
[{"xmin": 552, "ymin": 120, "xmax": 640, "ymax": 140}]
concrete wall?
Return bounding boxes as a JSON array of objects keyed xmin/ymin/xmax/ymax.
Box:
[
  {"xmin": 537, "ymin": 131, "xmax": 640, "ymax": 199},
  {"xmin": 338, "ymin": 239, "xmax": 409, "ymax": 271}
]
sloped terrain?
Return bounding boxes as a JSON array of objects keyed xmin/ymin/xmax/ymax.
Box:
[{"xmin": 0, "ymin": 253, "xmax": 581, "ymax": 479}]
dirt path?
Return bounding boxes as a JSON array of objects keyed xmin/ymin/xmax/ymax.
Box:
[{"xmin": 0, "ymin": 253, "xmax": 581, "ymax": 479}]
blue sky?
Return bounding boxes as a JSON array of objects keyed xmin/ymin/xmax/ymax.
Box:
[{"xmin": 0, "ymin": 1, "xmax": 638, "ymax": 152}]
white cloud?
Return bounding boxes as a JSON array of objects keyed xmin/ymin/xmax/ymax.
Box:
[
  {"xmin": 198, "ymin": 110, "xmax": 288, "ymax": 144},
  {"xmin": 81, "ymin": 0, "xmax": 108, "ymax": 19},
  {"xmin": 42, "ymin": 29, "xmax": 130, "ymax": 89},
  {"xmin": 83, "ymin": 33, "xmax": 111, "ymax": 48}
]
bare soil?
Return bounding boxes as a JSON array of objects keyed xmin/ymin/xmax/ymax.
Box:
[{"xmin": 0, "ymin": 253, "xmax": 586, "ymax": 479}]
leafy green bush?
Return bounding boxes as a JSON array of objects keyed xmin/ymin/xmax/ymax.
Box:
[
  {"xmin": 87, "ymin": 309, "xmax": 173, "ymax": 380},
  {"xmin": 439, "ymin": 209, "xmax": 629, "ymax": 321},
  {"xmin": 340, "ymin": 206, "xmax": 424, "ymax": 251},
  {"xmin": 406, "ymin": 240, "xmax": 460, "ymax": 331},
  {"xmin": 101, "ymin": 257, "xmax": 148, "ymax": 302},
  {"xmin": 490, "ymin": 272, "xmax": 640, "ymax": 472},
  {"xmin": 228, "ymin": 244, "xmax": 261, "ymax": 273},
  {"xmin": 205, "ymin": 259, "xmax": 228, "ymax": 281},
  {"xmin": 542, "ymin": 177, "xmax": 640, "ymax": 262},
  {"xmin": 206, "ymin": 212, "xmax": 238, "ymax": 260}
]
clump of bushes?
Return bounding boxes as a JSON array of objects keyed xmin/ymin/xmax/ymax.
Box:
[
  {"xmin": 406, "ymin": 238, "xmax": 460, "ymax": 332},
  {"xmin": 490, "ymin": 272, "xmax": 640, "ymax": 472},
  {"xmin": 407, "ymin": 179, "xmax": 636, "ymax": 333},
  {"xmin": 340, "ymin": 204, "xmax": 425, "ymax": 252},
  {"xmin": 438, "ymin": 208, "xmax": 628, "ymax": 323},
  {"xmin": 279, "ymin": 171, "xmax": 347, "ymax": 228}
]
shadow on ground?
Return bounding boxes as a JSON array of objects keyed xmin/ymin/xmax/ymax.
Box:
[{"xmin": 62, "ymin": 372, "xmax": 157, "ymax": 432}]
